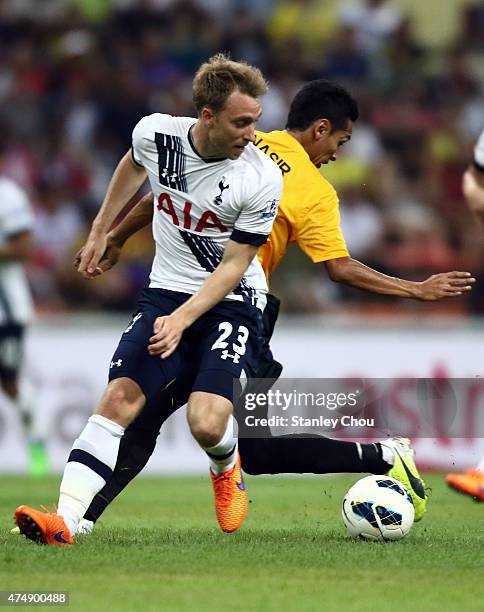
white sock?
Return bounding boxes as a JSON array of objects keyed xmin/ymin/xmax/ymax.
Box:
[
  {"xmin": 202, "ymin": 415, "xmax": 238, "ymax": 475},
  {"xmin": 15, "ymin": 379, "xmax": 48, "ymax": 443},
  {"xmin": 58, "ymin": 415, "xmax": 124, "ymax": 536},
  {"xmin": 477, "ymin": 455, "xmax": 484, "ymax": 472}
]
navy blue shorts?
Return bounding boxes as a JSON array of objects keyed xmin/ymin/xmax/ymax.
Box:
[
  {"xmin": 0, "ymin": 323, "xmax": 24, "ymax": 381},
  {"xmin": 108, "ymin": 288, "xmax": 263, "ymax": 403}
]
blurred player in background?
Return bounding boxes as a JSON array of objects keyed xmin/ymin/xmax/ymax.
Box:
[
  {"xmin": 461, "ymin": 128, "xmax": 484, "ymax": 227},
  {"xmin": 73, "ymin": 80, "xmax": 474, "ymax": 534},
  {"xmin": 0, "ymin": 145, "xmax": 47, "ymax": 478},
  {"xmin": 446, "ymin": 127, "xmax": 484, "ymax": 501},
  {"xmin": 14, "ymin": 54, "xmax": 282, "ymax": 544}
]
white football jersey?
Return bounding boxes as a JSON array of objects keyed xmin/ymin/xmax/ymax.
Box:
[
  {"xmin": 0, "ymin": 178, "xmax": 34, "ymax": 325},
  {"xmin": 132, "ymin": 113, "xmax": 282, "ymax": 310}
]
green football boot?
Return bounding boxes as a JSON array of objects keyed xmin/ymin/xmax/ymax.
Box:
[{"xmin": 381, "ymin": 437, "xmax": 427, "ymax": 521}]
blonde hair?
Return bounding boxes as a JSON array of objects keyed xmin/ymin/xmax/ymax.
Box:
[{"xmin": 193, "ymin": 53, "xmax": 268, "ymax": 113}]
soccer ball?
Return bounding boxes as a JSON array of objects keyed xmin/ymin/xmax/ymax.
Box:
[{"xmin": 342, "ymin": 475, "xmax": 415, "ymax": 541}]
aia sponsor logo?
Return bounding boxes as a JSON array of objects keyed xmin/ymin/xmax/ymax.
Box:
[{"xmin": 157, "ymin": 192, "xmax": 227, "ymax": 233}]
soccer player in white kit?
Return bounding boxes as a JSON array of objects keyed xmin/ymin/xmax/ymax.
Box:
[
  {"xmin": 0, "ymin": 171, "xmax": 47, "ymax": 477},
  {"xmin": 446, "ymin": 127, "xmax": 484, "ymax": 501},
  {"xmin": 14, "ymin": 54, "xmax": 282, "ymax": 544}
]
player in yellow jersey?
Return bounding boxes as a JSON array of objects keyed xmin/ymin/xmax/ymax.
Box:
[
  {"xmin": 67, "ymin": 80, "xmax": 473, "ymax": 532},
  {"xmin": 255, "ymin": 127, "xmax": 350, "ymax": 277}
]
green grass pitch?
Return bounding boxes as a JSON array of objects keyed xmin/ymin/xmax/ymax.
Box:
[{"xmin": 1, "ymin": 474, "xmax": 483, "ymax": 612}]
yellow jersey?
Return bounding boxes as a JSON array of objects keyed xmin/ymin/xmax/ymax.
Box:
[{"xmin": 254, "ymin": 130, "xmax": 349, "ymax": 279}]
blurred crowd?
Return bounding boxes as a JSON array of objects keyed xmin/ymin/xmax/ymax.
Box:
[{"xmin": 1, "ymin": 0, "xmax": 484, "ymax": 316}]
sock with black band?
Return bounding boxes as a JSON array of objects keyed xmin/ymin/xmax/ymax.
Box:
[
  {"xmin": 202, "ymin": 415, "xmax": 238, "ymax": 475},
  {"xmin": 239, "ymin": 435, "xmax": 391, "ymax": 475},
  {"xmin": 58, "ymin": 414, "xmax": 124, "ymax": 535}
]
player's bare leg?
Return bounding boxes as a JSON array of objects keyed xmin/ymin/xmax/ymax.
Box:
[
  {"xmin": 188, "ymin": 391, "xmax": 247, "ymax": 533},
  {"xmin": 15, "ymin": 377, "xmax": 145, "ymax": 545}
]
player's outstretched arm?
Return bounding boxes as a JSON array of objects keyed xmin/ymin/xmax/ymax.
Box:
[
  {"xmin": 325, "ymin": 256, "xmax": 475, "ymax": 300},
  {"xmin": 148, "ymin": 240, "xmax": 259, "ymax": 358},
  {"xmin": 77, "ymin": 150, "xmax": 147, "ymax": 278},
  {"xmin": 463, "ymin": 164, "xmax": 484, "ymax": 226},
  {"xmin": 74, "ymin": 192, "xmax": 154, "ymax": 277}
]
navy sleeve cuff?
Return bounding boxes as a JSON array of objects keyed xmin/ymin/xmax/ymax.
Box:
[
  {"xmin": 131, "ymin": 147, "xmax": 143, "ymax": 168},
  {"xmin": 231, "ymin": 229, "xmax": 269, "ymax": 246}
]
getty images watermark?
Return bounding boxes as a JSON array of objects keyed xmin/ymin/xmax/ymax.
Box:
[
  {"xmin": 233, "ymin": 378, "xmax": 484, "ymax": 439},
  {"xmin": 243, "ymin": 388, "xmax": 368, "ymax": 429}
]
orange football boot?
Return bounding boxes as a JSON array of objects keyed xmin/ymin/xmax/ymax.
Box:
[
  {"xmin": 446, "ymin": 469, "xmax": 484, "ymax": 501},
  {"xmin": 14, "ymin": 505, "xmax": 73, "ymax": 545},
  {"xmin": 210, "ymin": 452, "xmax": 248, "ymax": 533}
]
